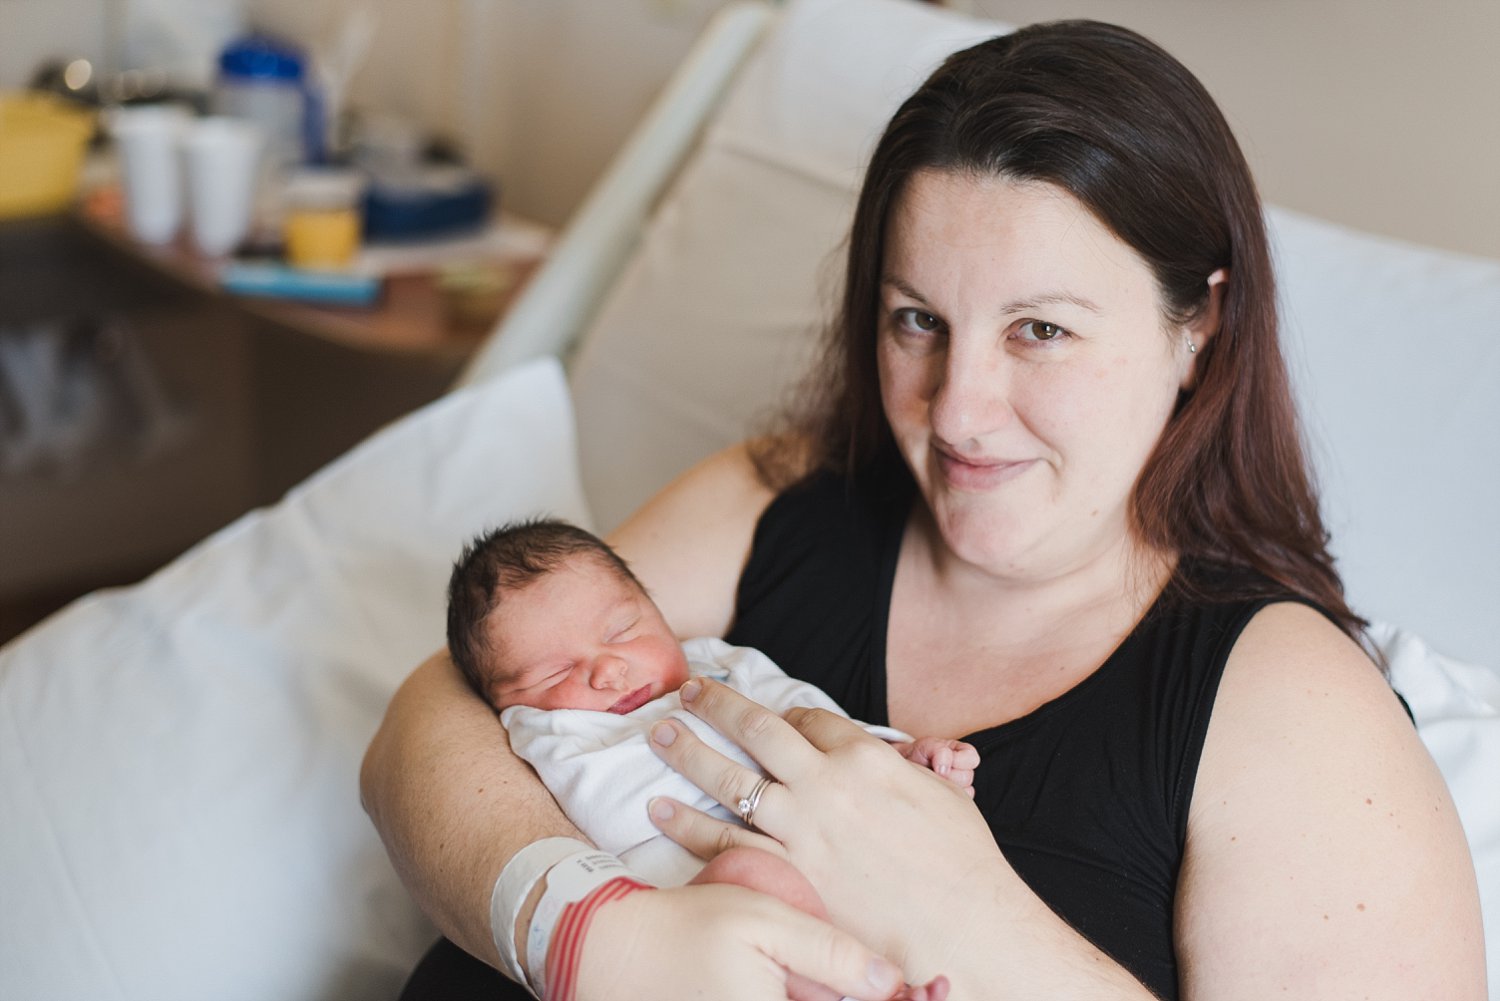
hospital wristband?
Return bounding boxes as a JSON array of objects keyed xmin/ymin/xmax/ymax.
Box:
[
  {"xmin": 543, "ymin": 875, "xmax": 655, "ymax": 1001},
  {"xmin": 491, "ymin": 837, "xmax": 595, "ymax": 988},
  {"xmin": 524, "ymin": 848, "xmax": 652, "ymax": 999}
]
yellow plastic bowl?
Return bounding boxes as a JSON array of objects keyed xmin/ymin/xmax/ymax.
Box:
[{"xmin": 0, "ymin": 93, "xmax": 96, "ymax": 219}]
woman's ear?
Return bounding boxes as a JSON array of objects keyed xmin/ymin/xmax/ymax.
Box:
[{"xmin": 1180, "ymin": 268, "xmax": 1228, "ymax": 388}]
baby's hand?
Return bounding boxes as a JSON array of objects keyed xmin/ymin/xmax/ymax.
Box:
[
  {"xmin": 888, "ymin": 974, "xmax": 950, "ymax": 1001},
  {"xmin": 893, "ymin": 737, "xmax": 979, "ymax": 796}
]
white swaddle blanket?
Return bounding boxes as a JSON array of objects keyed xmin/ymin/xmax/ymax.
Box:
[{"xmin": 502, "ymin": 636, "xmax": 908, "ymax": 886}]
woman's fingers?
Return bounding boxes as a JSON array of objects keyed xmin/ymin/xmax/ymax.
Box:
[
  {"xmin": 650, "ymin": 716, "xmax": 793, "ymax": 836},
  {"xmin": 575, "ymin": 882, "xmax": 906, "ymax": 1001},
  {"xmin": 780, "ymin": 701, "xmax": 884, "ymax": 752},
  {"xmin": 762, "ymin": 906, "xmax": 907, "ymax": 1001},
  {"xmin": 676, "ymin": 677, "xmax": 827, "ymax": 779},
  {"xmin": 649, "ymin": 795, "xmax": 788, "ymax": 862}
]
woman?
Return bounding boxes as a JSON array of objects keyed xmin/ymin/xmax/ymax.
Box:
[{"xmin": 362, "ymin": 20, "xmax": 1486, "ymax": 1000}]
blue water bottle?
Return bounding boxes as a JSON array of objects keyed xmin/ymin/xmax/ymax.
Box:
[{"xmin": 214, "ymin": 35, "xmax": 324, "ymax": 168}]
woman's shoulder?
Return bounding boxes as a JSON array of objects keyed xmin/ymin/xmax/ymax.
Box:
[{"xmin": 1160, "ymin": 557, "xmax": 1379, "ymax": 680}]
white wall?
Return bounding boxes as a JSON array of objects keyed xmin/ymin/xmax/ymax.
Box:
[
  {"xmin": 0, "ymin": 0, "xmax": 111, "ymax": 86},
  {"xmin": 0, "ymin": 0, "xmax": 244, "ymax": 89},
  {"xmin": 245, "ymin": 0, "xmax": 727, "ymax": 227},
  {"xmin": 6, "ymin": 0, "xmax": 1495, "ymax": 255},
  {"xmin": 967, "ymin": 0, "xmax": 1500, "ymax": 258},
  {"xmin": 244, "ymin": 0, "xmax": 1497, "ymax": 254}
]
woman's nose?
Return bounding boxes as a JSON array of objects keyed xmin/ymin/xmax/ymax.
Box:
[
  {"xmin": 929, "ymin": 344, "xmax": 1011, "ymax": 445},
  {"xmin": 589, "ymin": 654, "xmax": 627, "ymax": 690}
]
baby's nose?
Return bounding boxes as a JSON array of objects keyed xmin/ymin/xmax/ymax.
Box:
[{"xmin": 590, "ymin": 655, "xmax": 627, "ymax": 689}]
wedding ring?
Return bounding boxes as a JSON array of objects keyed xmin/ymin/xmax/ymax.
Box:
[{"xmin": 736, "ymin": 775, "xmax": 774, "ymax": 830}]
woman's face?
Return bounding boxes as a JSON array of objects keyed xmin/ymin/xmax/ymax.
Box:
[{"xmin": 877, "ymin": 170, "xmax": 1198, "ymax": 580}]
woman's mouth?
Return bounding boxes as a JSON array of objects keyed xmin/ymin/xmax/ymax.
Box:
[
  {"xmin": 607, "ymin": 685, "xmax": 655, "ymax": 715},
  {"xmin": 934, "ymin": 448, "xmax": 1036, "ymax": 490}
]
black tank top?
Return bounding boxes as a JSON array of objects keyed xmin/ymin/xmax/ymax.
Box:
[{"xmin": 725, "ymin": 467, "xmax": 1309, "ymax": 1000}]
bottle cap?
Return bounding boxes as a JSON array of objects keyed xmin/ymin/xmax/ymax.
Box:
[{"xmin": 219, "ymin": 36, "xmax": 305, "ymax": 81}]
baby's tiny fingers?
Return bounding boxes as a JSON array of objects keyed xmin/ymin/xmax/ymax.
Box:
[
  {"xmin": 946, "ymin": 767, "xmax": 975, "ymax": 789},
  {"xmin": 951, "ymin": 742, "xmax": 981, "ymax": 768},
  {"xmin": 931, "ymin": 744, "xmax": 953, "ymax": 776}
]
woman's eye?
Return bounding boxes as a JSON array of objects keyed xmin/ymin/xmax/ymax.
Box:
[
  {"xmin": 1018, "ymin": 320, "xmax": 1068, "ymax": 342},
  {"xmin": 894, "ymin": 308, "xmax": 942, "ymax": 334}
]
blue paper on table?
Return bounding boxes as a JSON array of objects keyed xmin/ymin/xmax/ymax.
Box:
[{"xmin": 221, "ymin": 262, "xmax": 382, "ymax": 306}]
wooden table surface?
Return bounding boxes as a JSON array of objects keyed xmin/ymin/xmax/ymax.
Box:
[{"xmin": 75, "ymin": 186, "xmax": 549, "ymax": 359}]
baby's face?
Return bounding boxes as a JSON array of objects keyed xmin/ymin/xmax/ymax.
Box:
[{"xmin": 485, "ymin": 556, "xmax": 690, "ymax": 714}]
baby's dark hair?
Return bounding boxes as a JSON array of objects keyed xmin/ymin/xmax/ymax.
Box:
[{"xmin": 446, "ymin": 518, "xmax": 641, "ymax": 698}]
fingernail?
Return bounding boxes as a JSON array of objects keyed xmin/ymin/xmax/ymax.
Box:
[
  {"xmin": 649, "ymin": 797, "xmax": 674, "ymax": 822},
  {"xmin": 680, "ymin": 678, "xmax": 701, "ymax": 703},
  {"xmin": 650, "ymin": 721, "xmax": 677, "ymax": 746},
  {"xmin": 867, "ymin": 958, "xmax": 902, "ymax": 995}
]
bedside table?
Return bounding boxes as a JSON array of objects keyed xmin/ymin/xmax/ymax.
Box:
[{"xmin": 0, "ymin": 202, "xmax": 552, "ymax": 642}]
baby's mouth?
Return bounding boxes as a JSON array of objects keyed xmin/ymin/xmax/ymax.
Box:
[{"xmin": 607, "ymin": 685, "xmax": 654, "ymax": 715}]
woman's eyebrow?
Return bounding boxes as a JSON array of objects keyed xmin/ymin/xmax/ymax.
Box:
[
  {"xmin": 881, "ymin": 276, "xmax": 1102, "ymax": 315},
  {"xmin": 881, "ymin": 275, "xmax": 930, "ymax": 304},
  {"xmin": 1001, "ymin": 291, "xmax": 1103, "ymax": 314}
]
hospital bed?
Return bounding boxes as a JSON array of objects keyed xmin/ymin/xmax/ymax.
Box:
[{"xmin": 2, "ymin": 1, "xmax": 1497, "ymax": 998}]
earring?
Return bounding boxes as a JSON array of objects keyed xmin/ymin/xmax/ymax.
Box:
[{"xmin": 1186, "ymin": 339, "xmax": 1197, "ymax": 354}]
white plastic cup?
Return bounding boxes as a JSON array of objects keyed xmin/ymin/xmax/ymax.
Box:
[
  {"xmin": 181, "ymin": 116, "xmax": 264, "ymax": 257},
  {"xmin": 110, "ymin": 105, "xmax": 191, "ymax": 244}
]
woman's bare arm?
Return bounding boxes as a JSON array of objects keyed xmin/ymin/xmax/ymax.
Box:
[
  {"xmin": 1177, "ymin": 603, "xmax": 1486, "ymax": 999},
  {"xmin": 360, "ymin": 649, "xmax": 583, "ymax": 965}
]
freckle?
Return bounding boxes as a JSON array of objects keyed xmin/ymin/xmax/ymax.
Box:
[
  {"xmin": 1356, "ymin": 903, "xmax": 1366, "ymax": 912},
  {"xmin": 1365, "ymin": 798, "xmax": 1372, "ymax": 805},
  {"xmin": 1230, "ymin": 836, "xmax": 1237, "ymax": 842},
  {"xmin": 1323, "ymin": 914, "xmax": 1330, "ymax": 921}
]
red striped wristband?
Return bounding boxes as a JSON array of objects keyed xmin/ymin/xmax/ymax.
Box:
[{"xmin": 543, "ymin": 876, "xmax": 655, "ymax": 1001}]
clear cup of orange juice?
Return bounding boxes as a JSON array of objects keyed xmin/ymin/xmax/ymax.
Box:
[{"xmin": 282, "ymin": 169, "xmax": 364, "ymax": 268}]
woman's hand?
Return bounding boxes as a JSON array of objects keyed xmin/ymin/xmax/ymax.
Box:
[
  {"xmin": 574, "ymin": 882, "xmax": 909, "ymax": 1001},
  {"xmin": 644, "ymin": 677, "xmax": 1010, "ymax": 978}
]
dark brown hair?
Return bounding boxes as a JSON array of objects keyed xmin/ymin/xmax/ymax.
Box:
[
  {"xmin": 780, "ymin": 20, "xmax": 1365, "ymax": 646},
  {"xmin": 446, "ymin": 518, "xmax": 642, "ymax": 697}
]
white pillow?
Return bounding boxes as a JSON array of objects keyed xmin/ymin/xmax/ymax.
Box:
[
  {"xmin": 0, "ymin": 357, "xmax": 590, "ymax": 1001},
  {"xmin": 1270, "ymin": 207, "xmax": 1500, "ymax": 667}
]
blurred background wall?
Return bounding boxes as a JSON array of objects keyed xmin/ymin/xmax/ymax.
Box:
[{"xmin": 4, "ymin": 0, "xmax": 1496, "ymax": 256}]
